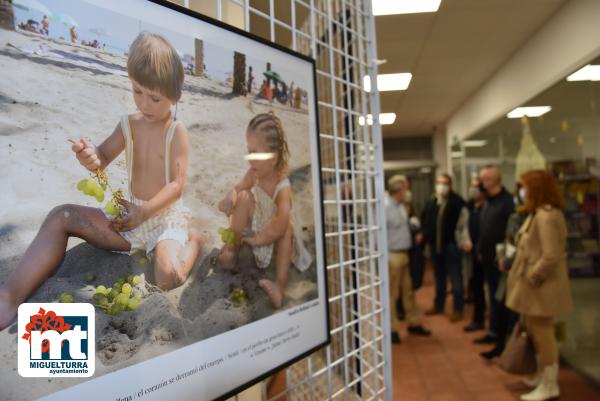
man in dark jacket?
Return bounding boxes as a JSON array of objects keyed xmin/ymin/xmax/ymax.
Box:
[
  {"xmin": 464, "ymin": 177, "xmax": 486, "ymax": 332},
  {"xmin": 473, "ymin": 166, "xmax": 515, "ymax": 358},
  {"xmin": 421, "ymin": 174, "xmax": 471, "ymax": 322}
]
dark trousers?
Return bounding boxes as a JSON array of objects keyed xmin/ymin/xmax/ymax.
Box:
[
  {"xmin": 430, "ymin": 243, "xmax": 463, "ymax": 313},
  {"xmin": 470, "ymin": 257, "xmax": 486, "ymax": 324},
  {"xmin": 495, "ymin": 273, "xmax": 519, "ymax": 349},
  {"xmin": 482, "ymin": 259, "xmax": 501, "ymax": 337}
]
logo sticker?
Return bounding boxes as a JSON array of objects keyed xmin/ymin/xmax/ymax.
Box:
[{"xmin": 18, "ymin": 303, "xmax": 95, "ymax": 377}]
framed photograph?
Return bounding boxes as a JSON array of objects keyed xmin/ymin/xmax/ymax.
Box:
[{"xmin": 0, "ymin": 0, "xmax": 329, "ymax": 400}]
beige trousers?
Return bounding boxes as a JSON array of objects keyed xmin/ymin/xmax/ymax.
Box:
[
  {"xmin": 525, "ymin": 315, "xmax": 558, "ymax": 367},
  {"xmin": 389, "ymin": 251, "xmax": 419, "ymax": 332}
]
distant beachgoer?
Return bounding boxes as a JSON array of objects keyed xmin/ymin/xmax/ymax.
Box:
[
  {"xmin": 41, "ymin": 15, "xmax": 49, "ymax": 36},
  {"xmin": 247, "ymin": 66, "xmax": 254, "ymax": 95},
  {"xmin": 294, "ymin": 87, "xmax": 302, "ymax": 109},
  {"xmin": 70, "ymin": 26, "xmax": 78, "ymax": 44},
  {"xmin": 288, "ymin": 82, "xmax": 294, "ymax": 107}
]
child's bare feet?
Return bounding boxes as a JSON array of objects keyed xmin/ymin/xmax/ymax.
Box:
[
  {"xmin": 218, "ymin": 244, "xmax": 237, "ymax": 270},
  {"xmin": 259, "ymin": 279, "xmax": 284, "ymax": 309},
  {"xmin": 0, "ymin": 289, "xmax": 18, "ymax": 331}
]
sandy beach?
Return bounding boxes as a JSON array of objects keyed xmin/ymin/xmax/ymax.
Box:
[{"xmin": 0, "ymin": 28, "xmax": 318, "ymax": 401}]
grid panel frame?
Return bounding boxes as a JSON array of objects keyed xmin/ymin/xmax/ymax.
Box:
[{"xmin": 176, "ymin": 1, "xmax": 391, "ymax": 400}]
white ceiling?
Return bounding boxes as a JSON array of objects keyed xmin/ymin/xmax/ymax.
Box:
[{"xmin": 375, "ymin": 0, "xmax": 568, "ymax": 137}]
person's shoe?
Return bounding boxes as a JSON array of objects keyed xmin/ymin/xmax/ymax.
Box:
[
  {"xmin": 425, "ymin": 307, "xmax": 442, "ymax": 316},
  {"xmin": 480, "ymin": 346, "xmax": 504, "ymax": 360},
  {"xmin": 523, "ymin": 374, "xmax": 541, "ymax": 389},
  {"xmin": 391, "ymin": 331, "xmax": 401, "ymax": 344},
  {"xmin": 523, "ymin": 355, "xmax": 542, "ymax": 388},
  {"xmin": 449, "ymin": 311, "xmax": 464, "ymax": 323},
  {"xmin": 463, "ymin": 322, "xmax": 484, "ymax": 332},
  {"xmin": 408, "ymin": 325, "xmax": 431, "ymax": 336},
  {"xmin": 520, "ymin": 363, "xmax": 559, "ymax": 401},
  {"xmin": 473, "ymin": 334, "xmax": 497, "ymax": 345}
]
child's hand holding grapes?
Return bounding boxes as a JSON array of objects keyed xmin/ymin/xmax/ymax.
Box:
[
  {"xmin": 70, "ymin": 138, "xmax": 101, "ymax": 171},
  {"xmin": 110, "ymin": 199, "xmax": 147, "ymax": 232}
]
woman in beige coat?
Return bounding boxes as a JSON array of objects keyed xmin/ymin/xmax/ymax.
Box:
[{"xmin": 506, "ymin": 170, "xmax": 573, "ymax": 401}]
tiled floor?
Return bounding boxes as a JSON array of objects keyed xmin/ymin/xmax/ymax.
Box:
[
  {"xmin": 392, "ymin": 269, "xmax": 600, "ymax": 401},
  {"xmin": 561, "ymin": 278, "xmax": 600, "ymax": 382}
]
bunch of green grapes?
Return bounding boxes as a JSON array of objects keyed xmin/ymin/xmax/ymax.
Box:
[
  {"xmin": 105, "ymin": 189, "xmax": 124, "ymax": 217},
  {"xmin": 92, "ymin": 274, "xmax": 145, "ymax": 316},
  {"xmin": 59, "ymin": 292, "xmax": 74, "ymax": 303},
  {"xmin": 230, "ymin": 287, "xmax": 247, "ymax": 306},
  {"xmin": 76, "ymin": 170, "xmax": 124, "ymax": 217},
  {"xmin": 218, "ymin": 227, "xmax": 236, "ymax": 246},
  {"xmin": 77, "ymin": 177, "xmax": 105, "ymax": 202}
]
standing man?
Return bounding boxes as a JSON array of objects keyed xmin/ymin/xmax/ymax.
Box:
[
  {"xmin": 386, "ymin": 175, "xmax": 431, "ymax": 344},
  {"xmin": 69, "ymin": 25, "xmax": 78, "ymax": 44},
  {"xmin": 41, "ymin": 15, "xmax": 49, "ymax": 36},
  {"xmin": 246, "ymin": 66, "xmax": 254, "ymax": 95},
  {"xmin": 474, "ymin": 166, "xmax": 515, "ymax": 357},
  {"xmin": 464, "ymin": 176, "xmax": 486, "ymax": 332},
  {"xmin": 422, "ymin": 174, "xmax": 472, "ymax": 322}
]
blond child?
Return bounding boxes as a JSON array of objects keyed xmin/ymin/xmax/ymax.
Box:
[
  {"xmin": 0, "ymin": 32, "xmax": 204, "ymax": 330},
  {"xmin": 217, "ymin": 112, "xmax": 311, "ymax": 309}
]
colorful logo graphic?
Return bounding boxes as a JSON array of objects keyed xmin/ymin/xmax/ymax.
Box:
[{"xmin": 18, "ymin": 303, "xmax": 95, "ymax": 377}]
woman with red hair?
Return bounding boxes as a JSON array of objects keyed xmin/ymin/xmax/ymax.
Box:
[{"xmin": 506, "ymin": 170, "xmax": 573, "ymax": 401}]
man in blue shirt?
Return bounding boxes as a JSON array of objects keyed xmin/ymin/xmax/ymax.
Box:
[{"xmin": 386, "ymin": 175, "xmax": 431, "ymax": 344}]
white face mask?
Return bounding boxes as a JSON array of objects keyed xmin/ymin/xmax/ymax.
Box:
[
  {"xmin": 435, "ymin": 183, "xmax": 450, "ymax": 197},
  {"xmin": 519, "ymin": 187, "xmax": 526, "ymax": 201}
]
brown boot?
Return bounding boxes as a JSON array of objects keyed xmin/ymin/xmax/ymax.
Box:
[{"xmin": 449, "ymin": 311, "xmax": 464, "ymax": 323}]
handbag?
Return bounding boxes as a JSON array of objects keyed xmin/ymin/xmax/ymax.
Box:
[{"xmin": 498, "ymin": 321, "xmax": 537, "ymax": 375}]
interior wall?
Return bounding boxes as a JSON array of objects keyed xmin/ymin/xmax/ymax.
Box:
[
  {"xmin": 432, "ymin": 128, "xmax": 448, "ymax": 175},
  {"xmin": 446, "ymin": 0, "xmax": 600, "ymax": 145}
]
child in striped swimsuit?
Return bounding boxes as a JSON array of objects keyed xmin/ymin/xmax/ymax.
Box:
[
  {"xmin": 0, "ymin": 33, "xmax": 205, "ymax": 330},
  {"xmin": 217, "ymin": 112, "xmax": 312, "ymax": 309}
]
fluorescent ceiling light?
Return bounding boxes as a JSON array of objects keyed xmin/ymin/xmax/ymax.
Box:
[
  {"xmin": 567, "ymin": 64, "xmax": 600, "ymax": 81},
  {"xmin": 363, "ymin": 73, "xmax": 412, "ymax": 92},
  {"xmin": 358, "ymin": 113, "xmax": 396, "ymax": 126},
  {"xmin": 507, "ymin": 106, "xmax": 551, "ymax": 119},
  {"xmin": 462, "ymin": 140, "xmax": 487, "ymax": 148},
  {"xmin": 373, "ymin": 0, "xmax": 442, "ymax": 16}
]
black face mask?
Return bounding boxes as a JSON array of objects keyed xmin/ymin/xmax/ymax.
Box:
[{"xmin": 478, "ymin": 182, "xmax": 486, "ymax": 195}]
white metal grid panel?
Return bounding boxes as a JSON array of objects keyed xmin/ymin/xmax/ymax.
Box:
[{"xmin": 175, "ymin": 1, "xmax": 391, "ymax": 399}]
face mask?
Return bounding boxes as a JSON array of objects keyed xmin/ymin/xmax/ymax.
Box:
[
  {"xmin": 519, "ymin": 188, "xmax": 526, "ymax": 201},
  {"xmin": 469, "ymin": 187, "xmax": 481, "ymax": 200},
  {"xmin": 478, "ymin": 182, "xmax": 486, "ymax": 195},
  {"xmin": 435, "ymin": 183, "xmax": 450, "ymax": 197}
]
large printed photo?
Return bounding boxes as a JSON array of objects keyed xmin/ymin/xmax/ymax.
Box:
[{"xmin": 0, "ymin": 0, "xmax": 327, "ymax": 400}]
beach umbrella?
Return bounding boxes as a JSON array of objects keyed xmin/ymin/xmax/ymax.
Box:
[
  {"xmin": 12, "ymin": 0, "xmax": 53, "ymax": 17},
  {"xmin": 263, "ymin": 70, "xmax": 284, "ymax": 83},
  {"xmin": 51, "ymin": 13, "xmax": 79, "ymax": 27}
]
